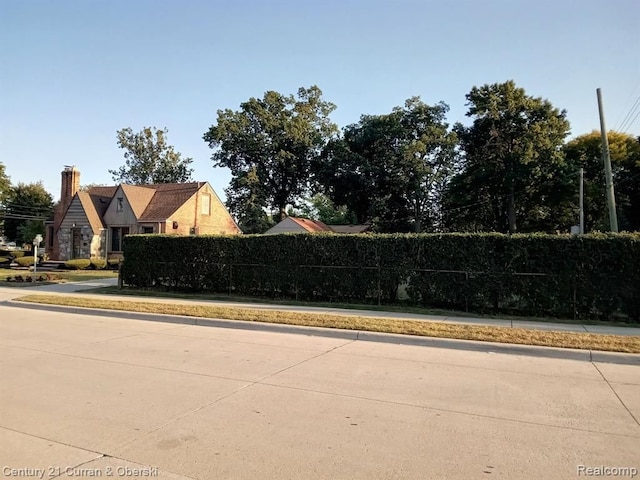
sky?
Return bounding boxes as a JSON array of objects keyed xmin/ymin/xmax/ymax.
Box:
[{"xmin": 1, "ymin": 0, "xmax": 639, "ymax": 203}]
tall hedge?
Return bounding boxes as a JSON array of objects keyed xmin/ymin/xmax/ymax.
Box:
[{"xmin": 122, "ymin": 233, "xmax": 640, "ymax": 322}]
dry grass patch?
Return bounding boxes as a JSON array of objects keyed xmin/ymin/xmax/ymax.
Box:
[{"xmin": 15, "ymin": 294, "xmax": 640, "ymax": 354}]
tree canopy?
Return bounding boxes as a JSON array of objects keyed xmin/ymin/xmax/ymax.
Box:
[
  {"xmin": 3, "ymin": 182, "xmax": 54, "ymax": 244},
  {"xmin": 443, "ymin": 81, "xmax": 571, "ymax": 233},
  {"xmin": 0, "ymin": 162, "xmax": 11, "ymax": 207},
  {"xmin": 109, "ymin": 127, "xmax": 194, "ymax": 184},
  {"xmin": 564, "ymin": 131, "xmax": 640, "ymax": 232},
  {"xmin": 204, "ymin": 86, "xmax": 338, "ymax": 221},
  {"xmin": 314, "ymin": 97, "xmax": 457, "ymax": 232}
]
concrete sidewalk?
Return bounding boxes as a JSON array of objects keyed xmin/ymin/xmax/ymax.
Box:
[{"xmin": 1, "ymin": 278, "xmax": 639, "ymax": 337}]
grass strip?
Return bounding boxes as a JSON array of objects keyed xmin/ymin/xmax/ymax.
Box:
[{"xmin": 15, "ymin": 294, "xmax": 640, "ymax": 354}]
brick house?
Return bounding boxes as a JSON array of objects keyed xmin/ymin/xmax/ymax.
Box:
[{"xmin": 46, "ymin": 166, "xmax": 240, "ymax": 261}]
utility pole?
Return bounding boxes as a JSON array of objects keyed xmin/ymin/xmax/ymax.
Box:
[
  {"xmin": 579, "ymin": 167, "xmax": 584, "ymax": 235},
  {"xmin": 596, "ymin": 88, "xmax": 618, "ymax": 233}
]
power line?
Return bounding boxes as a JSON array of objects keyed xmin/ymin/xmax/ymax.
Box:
[
  {"xmin": 618, "ymin": 96, "xmax": 640, "ymax": 133},
  {"xmin": 621, "ymin": 108, "xmax": 640, "ymax": 135},
  {"xmin": 616, "ymin": 78, "xmax": 640, "ymax": 130}
]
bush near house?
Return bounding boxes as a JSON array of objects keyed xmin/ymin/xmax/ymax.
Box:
[
  {"xmin": 64, "ymin": 259, "xmax": 92, "ymax": 270},
  {"xmin": 121, "ymin": 233, "xmax": 640, "ymax": 322},
  {"xmin": 0, "ymin": 249, "xmax": 25, "ymax": 259},
  {"xmin": 15, "ymin": 256, "xmax": 37, "ymax": 267},
  {"xmin": 90, "ymin": 258, "xmax": 108, "ymax": 270}
]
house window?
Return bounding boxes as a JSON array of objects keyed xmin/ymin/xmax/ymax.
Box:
[
  {"xmin": 47, "ymin": 227, "xmax": 54, "ymax": 247},
  {"xmin": 201, "ymin": 194, "xmax": 211, "ymax": 215},
  {"xmin": 110, "ymin": 227, "xmax": 129, "ymax": 252},
  {"xmin": 116, "ymin": 197, "xmax": 124, "ymax": 212},
  {"xmin": 141, "ymin": 226, "xmax": 154, "ymax": 234}
]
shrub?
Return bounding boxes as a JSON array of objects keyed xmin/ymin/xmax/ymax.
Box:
[
  {"xmin": 121, "ymin": 233, "xmax": 640, "ymax": 322},
  {"xmin": 90, "ymin": 258, "xmax": 107, "ymax": 270},
  {"xmin": 107, "ymin": 257, "xmax": 121, "ymax": 269},
  {"xmin": 65, "ymin": 259, "xmax": 91, "ymax": 270},
  {"xmin": 0, "ymin": 257, "xmax": 10, "ymax": 264},
  {"xmin": 10, "ymin": 250, "xmax": 25, "ymax": 259},
  {"xmin": 15, "ymin": 256, "xmax": 37, "ymax": 267}
]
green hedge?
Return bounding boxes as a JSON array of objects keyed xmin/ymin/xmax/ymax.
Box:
[{"xmin": 122, "ymin": 233, "xmax": 640, "ymax": 322}]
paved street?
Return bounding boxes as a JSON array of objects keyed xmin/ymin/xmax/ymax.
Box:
[{"xmin": 0, "ymin": 303, "xmax": 638, "ymax": 479}]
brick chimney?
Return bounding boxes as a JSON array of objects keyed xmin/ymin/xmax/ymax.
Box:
[{"xmin": 48, "ymin": 166, "xmax": 80, "ymax": 259}]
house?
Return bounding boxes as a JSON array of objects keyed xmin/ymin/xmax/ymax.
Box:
[
  {"xmin": 264, "ymin": 216, "xmax": 370, "ymax": 234},
  {"xmin": 46, "ymin": 166, "xmax": 241, "ymax": 261}
]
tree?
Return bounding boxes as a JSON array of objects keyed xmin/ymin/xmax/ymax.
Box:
[
  {"xmin": 204, "ymin": 86, "xmax": 338, "ymax": 221},
  {"xmin": 225, "ymin": 167, "xmax": 275, "ymax": 234},
  {"xmin": 564, "ymin": 131, "xmax": 640, "ymax": 232},
  {"xmin": 0, "ymin": 162, "xmax": 10, "ymax": 206},
  {"xmin": 298, "ymin": 193, "xmax": 357, "ymax": 225},
  {"xmin": 3, "ymin": 182, "xmax": 54, "ymax": 244},
  {"xmin": 313, "ymin": 97, "xmax": 457, "ymax": 232},
  {"xmin": 109, "ymin": 127, "xmax": 194, "ymax": 184},
  {"xmin": 0, "ymin": 162, "xmax": 11, "ymax": 237},
  {"xmin": 443, "ymin": 81, "xmax": 571, "ymax": 233}
]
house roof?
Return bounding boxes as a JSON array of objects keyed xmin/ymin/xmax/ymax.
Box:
[
  {"xmin": 120, "ymin": 185, "xmax": 157, "ymax": 218},
  {"xmin": 76, "ymin": 192, "xmax": 106, "ymax": 233},
  {"xmin": 327, "ymin": 224, "xmax": 370, "ymax": 234},
  {"xmin": 67, "ymin": 183, "xmax": 207, "ymax": 227},
  {"xmin": 138, "ymin": 182, "xmax": 204, "ymax": 221},
  {"xmin": 85, "ymin": 186, "xmax": 117, "ymax": 216},
  {"xmin": 288, "ymin": 217, "xmax": 332, "ymax": 232}
]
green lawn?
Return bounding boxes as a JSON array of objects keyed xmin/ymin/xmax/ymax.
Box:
[
  {"xmin": 0, "ymin": 268, "xmax": 117, "ymax": 286},
  {"xmin": 81, "ymin": 285, "xmax": 637, "ymax": 328},
  {"xmin": 16, "ymin": 294, "xmax": 640, "ymax": 353}
]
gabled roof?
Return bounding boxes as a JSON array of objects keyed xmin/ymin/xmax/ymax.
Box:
[
  {"xmin": 64, "ymin": 182, "xmax": 209, "ymax": 226},
  {"xmin": 119, "ymin": 185, "xmax": 156, "ymax": 218},
  {"xmin": 138, "ymin": 182, "xmax": 204, "ymax": 221},
  {"xmin": 288, "ymin": 217, "xmax": 332, "ymax": 232},
  {"xmin": 86, "ymin": 186, "xmax": 117, "ymax": 217},
  {"xmin": 76, "ymin": 192, "xmax": 106, "ymax": 233}
]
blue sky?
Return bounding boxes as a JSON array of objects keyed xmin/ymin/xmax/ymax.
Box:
[{"xmin": 1, "ymin": 0, "xmax": 639, "ymax": 203}]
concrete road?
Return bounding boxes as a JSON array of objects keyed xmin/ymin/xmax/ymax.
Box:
[{"xmin": 0, "ymin": 305, "xmax": 638, "ymax": 479}]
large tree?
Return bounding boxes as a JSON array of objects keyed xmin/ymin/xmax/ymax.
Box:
[
  {"xmin": 225, "ymin": 167, "xmax": 274, "ymax": 234},
  {"xmin": 0, "ymin": 162, "xmax": 11, "ymax": 237},
  {"xmin": 204, "ymin": 86, "xmax": 338, "ymax": 221},
  {"xmin": 444, "ymin": 81, "xmax": 571, "ymax": 233},
  {"xmin": 297, "ymin": 193, "xmax": 357, "ymax": 225},
  {"xmin": 109, "ymin": 127, "xmax": 194, "ymax": 184},
  {"xmin": 314, "ymin": 97, "xmax": 457, "ymax": 232},
  {"xmin": 3, "ymin": 182, "xmax": 54, "ymax": 244},
  {"xmin": 0, "ymin": 162, "xmax": 10, "ymax": 206},
  {"xmin": 564, "ymin": 131, "xmax": 640, "ymax": 232}
]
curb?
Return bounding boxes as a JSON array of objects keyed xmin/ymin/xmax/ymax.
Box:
[{"xmin": 4, "ymin": 300, "xmax": 640, "ymax": 366}]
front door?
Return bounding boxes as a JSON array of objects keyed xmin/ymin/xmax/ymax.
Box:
[{"xmin": 71, "ymin": 228, "xmax": 82, "ymax": 259}]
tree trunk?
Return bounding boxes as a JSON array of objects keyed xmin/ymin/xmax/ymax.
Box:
[
  {"xmin": 507, "ymin": 183, "xmax": 516, "ymax": 234},
  {"xmin": 278, "ymin": 206, "xmax": 287, "ymax": 221},
  {"xmin": 415, "ymin": 202, "xmax": 422, "ymax": 233}
]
